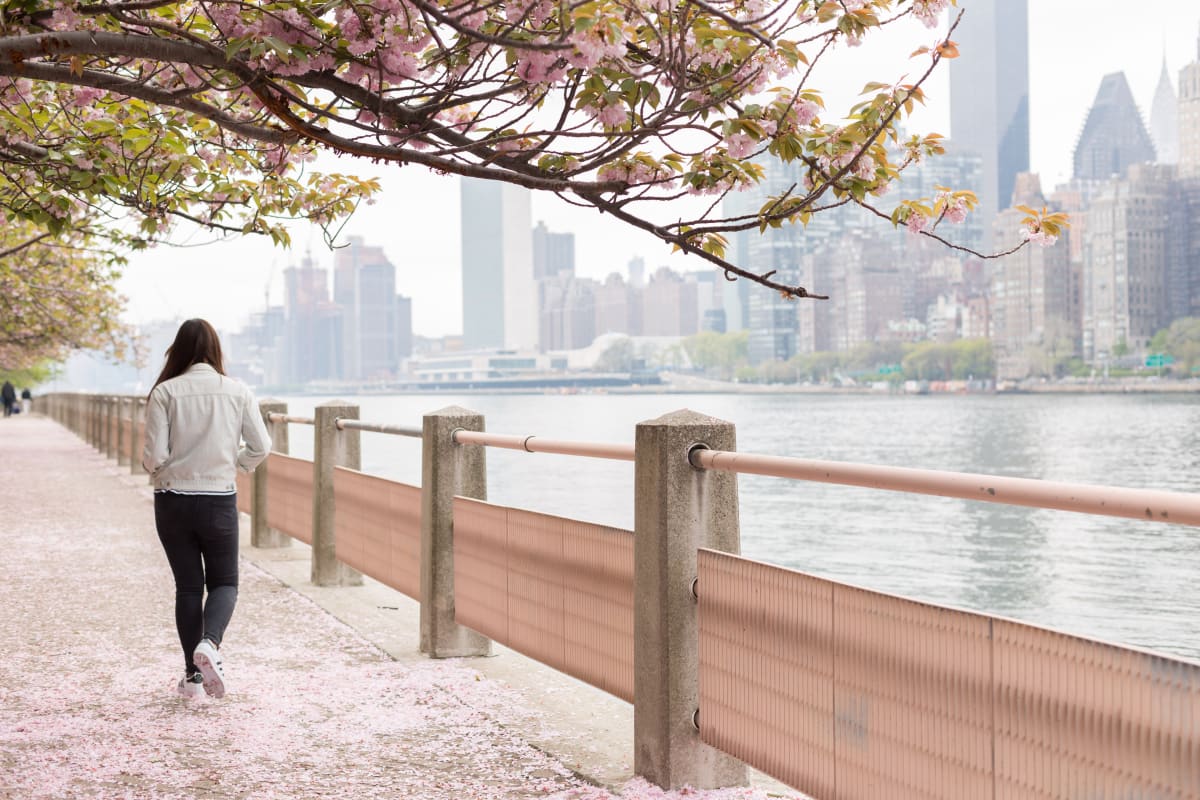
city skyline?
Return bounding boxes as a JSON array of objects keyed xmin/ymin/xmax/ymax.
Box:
[{"xmin": 114, "ymin": 2, "xmax": 1200, "ymax": 340}]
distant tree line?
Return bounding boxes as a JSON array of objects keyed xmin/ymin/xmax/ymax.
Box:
[
  {"xmin": 592, "ymin": 318, "xmax": 1200, "ymax": 383},
  {"xmin": 596, "ymin": 332, "xmax": 995, "ymax": 384},
  {"xmin": 1150, "ymin": 318, "xmax": 1200, "ymax": 376}
]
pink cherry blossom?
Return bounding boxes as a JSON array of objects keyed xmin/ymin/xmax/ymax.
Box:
[
  {"xmin": 724, "ymin": 133, "xmax": 757, "ymax": 159},
  {"xmin": 1021, "ymin": 226, "xmax": 1058, "ymax": 247},
  {"xmin": 945, "ymin": 199, "xmax": 968, "ymax": 224},
  {"xmin": 72, "ymin": 86, "xmax": 105, "ymax": 108},
  {"xmin": 597, "ymin": 103, "xmax": 629, "ymax": 128},
  {"xmin": 913, "ymin": 0, "xmax": 952, "ymax": 28}
]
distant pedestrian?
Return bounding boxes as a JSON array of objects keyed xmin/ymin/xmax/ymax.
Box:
[
  {"xmin": 143, "ymin": 319, "xmax": 271, "ymax": 700},
  {"xmin": 20, "ymin": 387, "xmax": 31, "ymax": 415},
  {"xmin": 1, "ymin": 381, "xmax": 15, "ymax": 417}
]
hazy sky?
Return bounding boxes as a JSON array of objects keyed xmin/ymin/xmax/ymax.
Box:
[{"xmin": 117, "ymin": 1, "xmax": 1200, "ymax": 339}]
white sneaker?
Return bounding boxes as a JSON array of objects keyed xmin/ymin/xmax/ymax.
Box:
[
  {"xmin": 177, "ymin": 673, "xmax": 205, "ymax": 699},
  {"xmin": 192, "ymin": 639, "xmax": 227, "ymax": 699}
]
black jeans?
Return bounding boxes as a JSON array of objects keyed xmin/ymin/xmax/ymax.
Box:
[{"xmin": 154, "ymin": 492, "xmax": 239, "ymax": 674}]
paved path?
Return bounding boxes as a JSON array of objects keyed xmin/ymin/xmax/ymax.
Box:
[
  {"xmin": 0, "ymin": 415, "xmax": 792, "ymax": 800},
  {"xmin": 0, "ymin": 416, "xmax": 592, "ymax": 799}
]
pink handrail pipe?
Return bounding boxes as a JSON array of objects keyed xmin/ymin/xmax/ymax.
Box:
[
  {"xmin": 452, "ymin": 430, "xmax": 635, "ymax": 462},
  {"xmin": 690, "ymin": 448, "xmax": 1200, "ymax": 527}
]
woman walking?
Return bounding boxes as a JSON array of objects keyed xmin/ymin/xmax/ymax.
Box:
[{"xmin": 142, "ymin": 319, "xmax": 271, "ymax": 699}]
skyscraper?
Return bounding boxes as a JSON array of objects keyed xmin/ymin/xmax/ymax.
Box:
[
  {"xmin": 990, "ymin": 173, "xmax": 1072, "ymax": 378},
  {"xmin": 1150, "ymin": 58, "xmax": 1179, "ymax": 165},
  {"xmin": 949, "ymin": 0, "xmax": 1030, "ymax": 251},
  {"xmin": 1082, "ymin": 164, "xmax": 1182, "ymax": 360},
  {"xmin": 1179, "ymin": 26, "xmax": 1200, "ymax": 177},
  {"xmin": 283, "ymin": 256, "xmax": 342, "ymax": 384},
  {"xmin": 460, "ymin": 178, "xmax": 536, "ymax": 351},
  {"xmin": 532, "ymin": 220, "xmax": 575, "ymax": 279},
  {"xmin": 334, "ymin": 237, "xmax": 408, "ymax": 380},
  {"xmin": 1072, "ymin": 72, "xmax": 1155, "ymax": 181}
]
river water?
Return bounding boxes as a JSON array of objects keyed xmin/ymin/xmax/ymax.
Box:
[{"xmin": 277, "ymin": 391, "xmax": 1200, "ymax": 661}]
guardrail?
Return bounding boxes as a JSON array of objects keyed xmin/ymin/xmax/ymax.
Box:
[{"xmin": 38, "ymin": 392, "xmax": 1200, "ymax": 798}]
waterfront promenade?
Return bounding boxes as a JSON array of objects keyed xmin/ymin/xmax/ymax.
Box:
[{"xmin": 0, "ymin": 415, "xmax": 788, "ymax": 800}]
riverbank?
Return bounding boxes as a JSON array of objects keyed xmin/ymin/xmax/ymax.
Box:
[{"xmin": 263, "ymin": 373, "xmax": 1200, "ymax": 397}]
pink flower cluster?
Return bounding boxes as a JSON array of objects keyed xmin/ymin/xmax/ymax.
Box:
[
  {"xmin": 516, "ymin": 40, "xmax": 567, "ymax": 84},
  {"xmin": 567, "ymin": 30, "xmax": 628, "ymax": 70},
  {"xmin": 936, "ymin": 191, "xmax": 968, "ymax": 224},
  {"xmin": 685, "ymin": 153, "xmax": 756, "ymax": 196},
  {"xmin": 1021, "ymin": 226, "xmax": 1058, "ymax": 247},
  {"xmin": 513, "ymin": 26, "xmax": 626, "ymax": 86},
  {"xmin": 912, "ymin": 0, "xmax": 952, "ymax": 28},
  {"xmin": 584, "ymin": 100, "xmax": 629, "ymax": 129},
  {"xmin": 597, "ymin": 157, "xmax": 675, "ymax": 188},
  {"xmin": 724, "ymin": 132, "xmax": 757, "ymax": 159},
  {"xmin": 770, "ymin": 95, "xmax": 819, "ymax": 134}
]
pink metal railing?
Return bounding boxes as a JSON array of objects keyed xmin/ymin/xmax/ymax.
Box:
[
  {"xmin": 690, "ymin": 447, "xmax": 1200, "ymax": 525},
  {"xmin": 453, "ymin": 430, "xmax": 635, "ymax": 461},
  {"xmin": 266, "ymin": 412, "xmax": 315, "ymax": 426}
]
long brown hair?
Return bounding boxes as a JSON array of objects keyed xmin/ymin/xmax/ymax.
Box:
[{"xmin": 149, "ymin": 318, "xmax": 226, "ymax": 396}]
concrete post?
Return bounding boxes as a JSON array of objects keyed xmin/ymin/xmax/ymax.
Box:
[
  {"xmin": 102, "ymin": 397, "xmax": 114, "ymax": 459},
  {"xmin": 633, "ymin": 409, "xmax": 747, "ymax": 790},
  {"xmin": 116, "ymin": 398, "xmax": 130, "ymax": 467},
  {"xmin": 97, "ymin": 395, "xmax": 106, "ymax": 450},
  {"xmin": 311, "ymin": 401, "xmax": 363, "ymax": 586},
  {"xmin": 419, "ymin": 406, "xmax": 491, "ymax": 658},
  {"xmin": 90, "ymin": 395, "xmax": 100, "ymax": 449},
  {"xmin": 130, "ymin": 398, "xmax": 146, "ymax": 476},
  {"xmin": 252, "ymin": 400, "xmax": 291, "ymax": 549}
]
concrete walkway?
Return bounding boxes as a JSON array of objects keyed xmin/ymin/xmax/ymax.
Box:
[{"xmin": 0, "ymin": 416, "xmax": 793, "ymax": 800}]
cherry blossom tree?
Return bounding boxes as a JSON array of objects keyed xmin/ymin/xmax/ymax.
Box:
[
  {"xmin": 0, "ymin": 0, "xmax": 1066, "ymax": 302},
  {"xmin": 0, "ymin": 219, "xmax": 129, "ymax": 369}
]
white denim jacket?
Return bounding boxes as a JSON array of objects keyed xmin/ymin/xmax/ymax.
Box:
[{"xmin": 142, "ymin": 363, "xmax": 272, "ymax": 493}]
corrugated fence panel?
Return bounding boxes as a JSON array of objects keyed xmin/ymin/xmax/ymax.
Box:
[
  {"xmin": 698, "ymin": 549, "xmax": 1200, "ymax": 800},
  {"xmin": 453, "ymin": 498, "xmax": 635, "ymax": 702},
  {"xmin": 506, "ymin": 509, "xmax": 565, "ymax": 669},
  {"xmin": 561, "ymin": 518, "xmax": 635, "ymax": 703},
  {"xmin": 453, "ymin": 497, "xmax": 509, "ymax": 643},
  {"xmin": 387, "ymin": 479, "xmax": 421, "ymax": 600},
  {"xmin": 235, "ymin": 470, "xmax": 253, "ymax": 515},
  {"xmin": 332, "ymin": 466, "xmax": 367, "ymax": 579},
  {"xmin": 332, "ymin": 467, "xmax": 421, "ymax": 600},
  {"xmin": 266, "ymin": 454, "xmax": 313, "ymax": 545},
  {"xmin": 833, "ymin": 583, "xmax": 993, "ymax": 800},
  {"xmin": 994, "ymin": 620, "xmax": 1200, "ymax": 799},
  {"xmin": 697, "ymin": 549, "xmax": 835, "ymax": 798}
]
